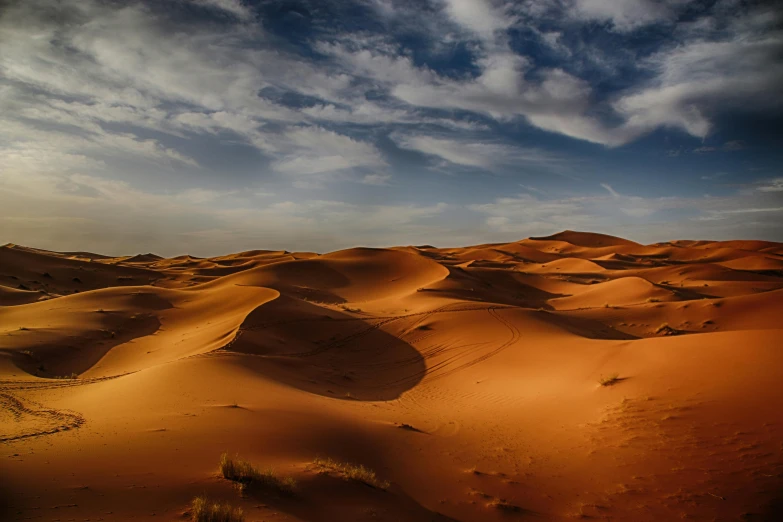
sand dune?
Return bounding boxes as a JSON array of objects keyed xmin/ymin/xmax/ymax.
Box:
[
  {"xmin": 548, "ymin": 276, "xmax": 677, "ymax": 309},
  {"xmin": 2, "ymin": 232, "xmax": 782, "ymax": 522},
  {"xmin": 528, "ymin": 256, "xmax": 607, "ymax": 274}
]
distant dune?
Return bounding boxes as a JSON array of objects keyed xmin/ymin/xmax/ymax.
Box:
[{"xmin": 2, "ymin": 231, "xmax": 783, "ymax": 521}]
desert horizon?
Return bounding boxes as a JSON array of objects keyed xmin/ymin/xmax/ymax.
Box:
[{"xmin": 2, "ymin": 230, "xmax": 783, "ymax": 521}]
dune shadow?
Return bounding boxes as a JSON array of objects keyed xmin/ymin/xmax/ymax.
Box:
[
  {"xmin": 8, "ymin": 314, "xmax": 162, "ymax": 378},
  {"xmin": 243, "ymin": 471, "xmax": 458, "ymax": 522},
  {"xmin": 223, "ymin": 296, "xmax": 428, "ymax": 401},
  {"xmin": 0, "ymin": 475, "xmax": 13, "ymax": 521},
  {"xmin": 741, "ymin": 491, "xmax": 783, "ymax": 521},
  {"xmin": 537, "ymin": 310, "xmax": 638, "ymax": 340}
]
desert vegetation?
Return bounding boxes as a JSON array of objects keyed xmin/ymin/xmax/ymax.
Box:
[
  {"xmin": 219, "ymin": 453, "xmax": 296, "ymax": 495},
  {"xmin": 191, "ymin": 496, "xmax": 243, "ymax": 522},
  {"xmin": 312, "ymin": 456, "xmax": 390, "ymax": 489},
  {"xmin": 598, "ymin": 373, "xmax": 621, "ymax": 386}
]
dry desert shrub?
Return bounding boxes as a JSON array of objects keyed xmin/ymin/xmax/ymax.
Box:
[
  {"xmin": 191, "ymin": 496, "xmax": 243, "ymax": 522},
  {"xmin": 598, "ymin": 373, "xmax": 620, "ymax": 386},
  {"xmin": 487, "ymin": 498, "xmax": 522, "ymax": 512},
  {"xmin": 312, "ymin": 456, "xmax": 390, "ymax": 489},
  {"xmin": 219, "ymin": 453, "xmax": 296, "ymax": 495}
]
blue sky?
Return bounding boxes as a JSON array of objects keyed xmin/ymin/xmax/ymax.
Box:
[{"xmin": 1, "ymin": 0, "xmax": 782, "ymax": 256}]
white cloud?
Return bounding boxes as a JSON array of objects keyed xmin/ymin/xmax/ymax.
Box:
[
  {"xmin": 757, "ymin": 178, "xmax": 783, "ymax": 193},
  {"xmin": 572, "ymin": 0, "xmax": 680, "ymax": 32},
  {"xmin": 191, "ymin": 0, "xmax": 254, "ymax": 20},
  {"xmin": 323, "ymin": 38, "xmax": 628, "ymax": 145},
  {"xmin": 441, "ymin": 0, "xmax": 513, "ymax": 40},
  {"xmin": 272, "ymin": 127, "xmax": 387, "ymax": 176},
  {"xmin": 392, "ymin": 133, "xmax": 556, "ymax": 170},
  {"xmin": 611, "ymin": 7, "xmax": 783, "ymax": 140},
  {"xmin": 601, "ymin": 183, "xmax": 621, "ymax": 198},
  {"xmin": 0, "ymin": 170, "xmax": 447, "ymax": 255},
  {"xmin": 360, "ymin": 173, "xmax": 393, "ymax": 186},
  {"xmin": 468, "ymin": 187, "xmax": 783, "ymax": 241}
]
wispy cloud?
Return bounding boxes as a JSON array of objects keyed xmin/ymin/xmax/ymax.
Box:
[
  {"xmin": 470, "ymin": 177, "xmax": 783, "ymax": 239},
  {"xmin": 392, "ymin": 133, "xmax": 557, "ymax": 171}
]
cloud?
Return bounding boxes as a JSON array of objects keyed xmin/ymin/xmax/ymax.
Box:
[
  {"xmin": 323, "ymin": 38, "xmax": 628, "ymax": 145},
  {"xmin": 600, "ymin": 183, "xmax": 621, "ymax": 198},
  {"xmin": 698, "ymin": 206, "xmax": 783, "ymax": 221},
  {"xmin": 360, "ymin": 173, "xmax": 392, "ymax": 186},
  {"xmin": 723, "ymin": 140, "xmax": 745, "ymax": 151},
  {"xmin": 392, "ymin": 133, "xmax": 556, "ymax": 170},
  {"xmin": 272, "ymin": 126, "xmax": 387, "ymax": 177},
  {"xmin": 0, "ymin": 169, "xmax": 447, "ymax": 255},
  {"xmin": 349, "ymin": 2, "xmax": 783, "ymax": 147},
  {"xmin": 191, "ymin": 0, "xmax": 254, "ymax": 20},
  {"xmin": 611, "ymin": 5, "xmax": 783, "ymax": 141},
  {"xmin": 757, "ymin": 178, "xmax": 783, "ymax": 193},
  {"xmin": 1, "ymin": 0, "xmax": 782, "ymax": 253},
  {"xmin": 469, "ymin": 181, "xmax": 783, "ymax": 240},
  {"xmin": 441, "ymin": 0, "xmax": 513, "ymax": 41},
  {"xmin": 572, "ymin": 0, "xmax": 680, "ymax": 32}
]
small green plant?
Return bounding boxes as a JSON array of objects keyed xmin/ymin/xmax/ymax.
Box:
[
  {"xmin": 312, "ymin": 456, "xmax": 390, "ymax": 490},
  {"xmin": 219, "ymin": 453, "xmax": 296, "ymax": 495},
  {"xmin": 598, "ymin": 373, "xmax": 620, "ymax": 386},
  {"xmin": 191, "ymin": 496, "xmax": 243, "ymax": 522}
]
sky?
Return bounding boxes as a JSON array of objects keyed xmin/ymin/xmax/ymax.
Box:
[{"xmin": 1, "ymin": 0, "xmax": 782, "ymax": 256}]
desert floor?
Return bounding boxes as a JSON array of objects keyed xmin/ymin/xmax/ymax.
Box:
[{"xmin": 2, "ymin": 230, "xmax": 783, "ymax": 521}]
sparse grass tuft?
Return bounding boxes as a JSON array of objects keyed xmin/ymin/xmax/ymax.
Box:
[
  {"xmin": 53, "ymin": 373, "xmax": 79, "ymax": 379},
  {"xmin": 655, "ymin": 323, "xmax": 679, "ymax": 336},
  {"xmin": 191, "ymin": 496, "xmax": 244, "ymax": 522},
  {"xmin": 219, "ymin": 453, "xmax": 296, "ymax": 495},
  {"xmin": 340, "ymin": 305, "xmax": 362, "ymax": 313},
  {"xmin": 312, "ymin": 456, "xmax": 390, "ymax": 490},
  {"xmin": 646, "ymin": 297, "xmax": 660, "ymax": 303},
  {"xmin": 488, "ymin": 498, "xmax": 522, "ymax": 512},
  {"xmin": 598, "ymin": 373, "xmax": 620, "ymax": 387}
]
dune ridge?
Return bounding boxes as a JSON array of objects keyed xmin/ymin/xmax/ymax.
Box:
[{"xmin": 2, "ymin": 231, "xmax": 782, "ymax": 522}]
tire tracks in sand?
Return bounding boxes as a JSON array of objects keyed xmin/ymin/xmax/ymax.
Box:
[{"xmin": 0, "ymin": 374, "xmax": 130, "ymax": 442}]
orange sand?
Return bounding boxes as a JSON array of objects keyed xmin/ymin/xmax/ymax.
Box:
[{"xmin": 1, "ymin": 231, "xmax": 782, "ymax": 521}]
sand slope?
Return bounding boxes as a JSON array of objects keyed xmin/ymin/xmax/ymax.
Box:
[{"xmin": 2, "ymin": 232, "xmax": 782, "ymax": 522}]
